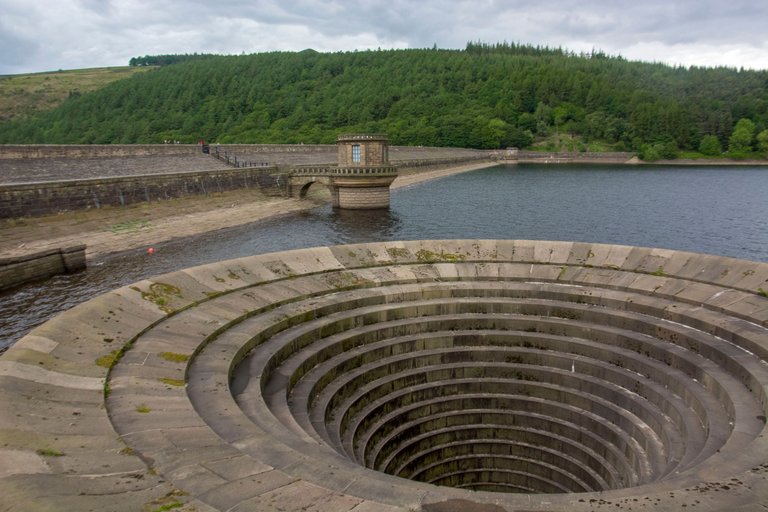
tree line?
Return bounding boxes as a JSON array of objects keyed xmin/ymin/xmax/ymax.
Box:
[
  {"xmin": 1, "ymin": 44, "xmax": 766, "ymax": 158},
  {"xmin": 128, "ymin": 53, "xmax": 219, "ymax": 67}
]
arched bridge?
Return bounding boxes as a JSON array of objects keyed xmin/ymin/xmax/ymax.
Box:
[{"xmin": 289, "ymin": 164, "xmax": 398, "ymax": 209}]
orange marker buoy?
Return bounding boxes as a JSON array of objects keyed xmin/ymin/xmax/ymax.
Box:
[{"xmin": 147, "ymin": 247, "xmax": 154, "ymax": 255}]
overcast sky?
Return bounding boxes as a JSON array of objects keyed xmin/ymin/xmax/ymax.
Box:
[{"xmin": 1, "ymin": 0, "xmax": 767, "ymax": 75}]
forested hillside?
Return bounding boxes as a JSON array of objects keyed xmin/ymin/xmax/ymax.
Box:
[{"xmin": 1, "ymin": 44, "xmax": 767, "ymax": 157}]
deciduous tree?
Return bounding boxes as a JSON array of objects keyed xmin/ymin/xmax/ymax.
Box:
[
  {"xmin": 728, "ymin": 118, "xmax": 756, "ymax": 154},
  {"xmin": 756, "ymin": 129, "xmax": 768, "ymax": 155},
  {"xmin": 699, "ymin": 135, "xmax": 722, "ymax": 156}
]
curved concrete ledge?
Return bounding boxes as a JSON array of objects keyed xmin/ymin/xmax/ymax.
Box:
[{"xmin": 1, "ymin": 240, "xmax": 768, "ymax": 511}]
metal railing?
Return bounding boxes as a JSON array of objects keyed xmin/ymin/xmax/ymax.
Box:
[{"xmin": 208, "ymin": 145, "xmax": 271, "ymax": 168}]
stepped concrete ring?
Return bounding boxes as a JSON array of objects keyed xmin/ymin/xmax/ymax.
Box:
[{"xmin": 1, "ymin": 240, "xmax": 768, "ymax": 511}]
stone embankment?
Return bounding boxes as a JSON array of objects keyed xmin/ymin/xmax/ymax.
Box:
[
  {"xmin": 0, "ymin": 144, "xmax": 492, "ymax": 219},
  {"xmin": 0, "ymin": 240, "xmax": 766, "ymax": 511},
  {"xmin": 505, "ymin": 150, "xmax": 635, "ymax": 164},
  {"xmin": 0, "ymin": 245, "xmax": 85, "ymax": 291},
  {"xmin": 0, "ymin": 155, "xmax": 225, "ymax": 184},
  {"xmin": 0, "ymin": 144, "xmax": 488, "ymax": 184}
]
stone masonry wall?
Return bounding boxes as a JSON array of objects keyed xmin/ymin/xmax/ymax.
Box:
[
  {"xmin": 510, "ymin": 150, "xmax": 634, "ymax": 164},
  {"xmin": 336, "ymin": 186, "xmax": 391, "ymax": 209},
  {"xmin": 0, "ymin": 144, "xmax": 336, "ymax": 160},
  {"xmin": 0, "ymin": 167, "xmax": 287, "ymax": 218},
  {"xmin": 336, "ymin": 135, "xmax": 389, "ymax": 167},
  {"xmin": 0, "ymin": 145, "xmax": 493, "ymax": 218},
  {"xmin": 0, "ymin": 245, "xmax": 85, "ymax": 291},
  {"xmin": 397, "ymin": 155, "xmax": 492, "ymax": 171},
  {"xmin": 0, "ymin": 145, "xmax": 199, "ymax": 159}
]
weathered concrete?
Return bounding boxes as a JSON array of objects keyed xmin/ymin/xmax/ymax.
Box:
[
  {"xmin": 1, "ymin": 240, "xmax": 767, "ymax": 511},
  {"xmin": 0, "ymin": 244, "xmax": 85, "ymax": 290}
]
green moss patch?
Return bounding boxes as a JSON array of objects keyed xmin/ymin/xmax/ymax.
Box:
[
  {"xmin": 36, "ymin": 448, "xmax": 64, "ymax": 457},
  {"xmin": 415, "ymin": 249, "xmax": 466, "ymax": 263},
  {"xmin": 95, "ymin": 350, "xmax": 120, "ymax": 368},
  {"xmin": 159, "ymin": 352, "xmax": 190, "ymax": 363},
  {"xmin": 131, "ymin": 282, "xmax": 183, "ymax": 313},
  {"xmin": 159, "ymin": 377, "xmax": 185, "ymax": 387}
]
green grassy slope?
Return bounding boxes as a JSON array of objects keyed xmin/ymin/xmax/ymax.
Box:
[{"xmin": 0, "ymin": 66, "xmax": 154, "ymax": 122}]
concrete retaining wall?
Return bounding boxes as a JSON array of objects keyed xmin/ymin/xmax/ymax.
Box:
[{"xmin": 0, "ymin": 244, "xmax": 85, "ymax": 290}]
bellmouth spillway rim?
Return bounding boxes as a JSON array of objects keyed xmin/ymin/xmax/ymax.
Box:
[{"xmin": 1, "ymin": 240, "xmax": 767, "ymax": 512}]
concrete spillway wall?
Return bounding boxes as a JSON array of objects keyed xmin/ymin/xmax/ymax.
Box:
[{"xmin": 1, "ymin": 240, "xmax": 766, "ymax": 511}]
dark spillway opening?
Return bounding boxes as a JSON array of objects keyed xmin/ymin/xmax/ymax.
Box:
[
  {"xmin": 232, "ymin": 282, "xmax": 755, "ymax": 494},
  {"xmin": 337, "ymin": 351, "xmax": 668, "ymax": 495}
]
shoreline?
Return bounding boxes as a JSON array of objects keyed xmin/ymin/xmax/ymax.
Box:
[
  {"xmin": 0, "ymin": 161, "xmax": 497, "ymax": 262},
  {"xmin": 2, "ymin": 155, "xmax": 764, "ymax": 264}
]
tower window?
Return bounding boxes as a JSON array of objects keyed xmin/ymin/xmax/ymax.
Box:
[{"xmin": 352, "ymin": 144, "xmax": 361, "ymax": 163}]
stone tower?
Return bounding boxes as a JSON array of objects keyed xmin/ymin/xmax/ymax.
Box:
[
  {"xmin": 337, "ymin": 134, "xmax": 389, "ymax": 167},
  {"xmin": 332, "ymin": 134, "xmax": 398, "ymax": 209}
]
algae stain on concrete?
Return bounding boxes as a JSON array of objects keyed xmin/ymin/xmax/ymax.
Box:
[{"xmin": 131, "ymin": 282, "xmax": 183, "ymax": 313}]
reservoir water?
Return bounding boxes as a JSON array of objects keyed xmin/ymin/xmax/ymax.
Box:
[{"xmin": 2, "ymin": 163, "xmax": 767, "ymax": 351}]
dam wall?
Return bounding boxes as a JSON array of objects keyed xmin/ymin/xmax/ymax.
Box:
[
  {"xmin": 0, "ymin": 143, "xmax": 338, "ymax": 160},
  {"xmin": 0, "ymin": 143, "xmax": 488, "ymax": 163},
  {"xmin": 507, "ymin": 150, "xmax": 635, "ymax": 164},
  {"xmin": 0, "ymin": 166, "xmax": 285, "ymax": 218},
  {"xmin": 0, "ymin": 143, "xmax": 493, "ymax": 218},
  {"xmin": 0, "ymin": 144, "xmax": 199, "ymax": 159}
]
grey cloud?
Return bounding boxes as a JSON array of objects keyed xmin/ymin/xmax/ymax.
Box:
[
  {"xmin": 0, "ymin": 0, "xmax": 766, "ymax": 73},
  {"xmin": 0, "ymin": 33, "xmax": 40, "ymax": 74}
]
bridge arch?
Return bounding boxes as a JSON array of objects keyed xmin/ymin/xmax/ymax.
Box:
[
  {"xmin": 289, "ymin": 175, "xmax": 331, "ymax": 198},
  {"xmin": 298, "ymin": 180, "xmax": 321, "ymax": 199},
  {"xmin": 289, "ymin": 175, "xmax": 339, "ymax": 206}
]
